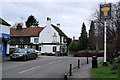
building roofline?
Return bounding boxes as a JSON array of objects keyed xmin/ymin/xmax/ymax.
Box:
[{"xmin": 0, "ymin": 18, "xmax": 11, "ymax": 26}]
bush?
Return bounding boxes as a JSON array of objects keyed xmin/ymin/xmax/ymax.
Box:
[
  {"xmin": 68, "ymin": 42, "xmax": 79, "ymax": 52},
  {"xmin": 74, "ymin": 52, "xmax": 104, "ymax": 57}
]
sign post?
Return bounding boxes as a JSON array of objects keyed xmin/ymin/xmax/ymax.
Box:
[{"xmin": 100, "ymin": 3, "xmax": 111, "ymax": 66}]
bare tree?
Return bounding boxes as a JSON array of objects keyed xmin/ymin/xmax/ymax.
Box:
[{"xmin": 89, "ymin": 1, "xmax": 120, "ymax": 61}]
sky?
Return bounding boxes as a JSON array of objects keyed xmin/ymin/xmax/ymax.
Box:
[{"xmin": 0, "ymin": 0, "xmax": 119, "ymax": 39}]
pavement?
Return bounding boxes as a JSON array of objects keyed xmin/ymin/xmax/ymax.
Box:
[
  {"xmin": 69, "ymin": 62, "xmax": 92, "ymax": 79},
  {"xmin": 2, "ymin": 56, "xmax": 10, "ymax": 62},
  {"xmin": 68, "ymin": 57, "xmax": 103, "ymax": 80}
]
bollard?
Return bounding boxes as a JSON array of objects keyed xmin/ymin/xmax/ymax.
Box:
[
  {"xmin": 87, "ymin": 57, "xmax": 88, "ymax": 64},
  {"xmin": 69, "ymin": 64, "xmax": 72, "ymax": 76},
  {"xmin": 92, "ymin": 56, "xmax": 98, "ymax": 68},
  {"xmin": 78, "ymin": 59, "xmax": 80, "ymax": 68},
  {"xmin": 64, "ymin": 74, "xmax": 67, "ymax": 80}
]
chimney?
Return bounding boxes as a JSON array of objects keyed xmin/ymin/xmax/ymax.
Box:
[
  {"xmin": 16, "ymin": 23, "xmax": 22, "ymax": 31},
  {"xmin": 57, "ymin": 23, "xmax": 60, "ymax": 28},
  {"xmin": 47, "ymin": 17, "xmax": 51, "ymax": 27},
  {"xmin": 73, "ymin": 36, "xmax": 75, "ymax": 40}
]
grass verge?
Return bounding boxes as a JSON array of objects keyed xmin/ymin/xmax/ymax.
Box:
[{"xmin": 91, "ymin": 57, "xmax": 120, "ymax": 80}]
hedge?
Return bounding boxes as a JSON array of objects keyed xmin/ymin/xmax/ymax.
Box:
[{"xmin": 74, "ymin": 52, "xmax": 104, "ymax": 57}]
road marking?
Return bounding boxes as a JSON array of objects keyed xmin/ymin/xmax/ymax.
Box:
[
  {"xmin": 48, "ymin": 60, "xmax": 62, "ymax": 64},
  {"xmin": 18, "ymin": 66, "xmax": 40, "ymax": 74}
]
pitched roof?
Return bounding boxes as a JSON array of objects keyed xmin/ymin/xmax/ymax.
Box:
[
  {"xmin": 51, "ymin": 24, "xmax": 67, "ymax": 37},
  {"xmin": 10, "ymin": 27, "xmax": 44, "ymax": 37},
  {"xmin": 70, "ymin": 40, "xmax": 79, "ymax": 45},
  {"xmin": 0, "ymin": 18, "xmax": 11, "ymax": 26}
]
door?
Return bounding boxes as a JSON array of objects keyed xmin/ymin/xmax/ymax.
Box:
[{"xmin": 2, "ymin": 41, "xmax": 7, "ymax": 56}]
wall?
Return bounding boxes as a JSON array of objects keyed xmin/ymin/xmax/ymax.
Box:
[
  {"xmin": 1, "ymin": 25, "xmax": 10, "ymax": 35},
  {"xmin": 0, "ymin": 24, "xmax": 10, "ymax": 56},
  {"xmin": 30, "ymin": 37, "xmax": 39, "ymax": 44},
  {"xmin": 40, "ymin": 45, "xmax": 60, "ymax": 54},
  {"xmin": 39, "ymin": 25, "xmax": 60, "ymax": 43}
]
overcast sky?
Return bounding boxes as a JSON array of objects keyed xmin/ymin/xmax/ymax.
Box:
[{"xmin": 0, "ymin": 0, "xmax": 119, "ymax": 39}]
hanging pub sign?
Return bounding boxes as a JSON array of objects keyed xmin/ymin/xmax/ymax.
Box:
[
  {"xmin": 52, "ymin": 33, "xmax": 57, "ymax": 43},
  {"xmin": 100, "ymin": 3, "xmax": 111, "ymax": 19},
  {"xmin": 63, "ymin": 38, "xmax": 67, "ymax": 43}
]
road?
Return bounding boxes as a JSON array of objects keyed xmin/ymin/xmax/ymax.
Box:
[{"xmin": 2, "ymin": 56, "xmax": 103, "ymax": 78}]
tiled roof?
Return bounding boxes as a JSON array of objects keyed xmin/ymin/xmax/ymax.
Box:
[
  {"xmin": 51, "ymin": 24, "xmax": 67, "ymax": 37},
  {"xmin": 0, "ymin": 17, "xmax": 11, "ymax": 26},
  {"xmin": 10, "ymin": 27, "xmax": 44, "ymax": 37},
  {"xmin": 70, "ymin": 40, "xmax": 79, "ymax": 45}
]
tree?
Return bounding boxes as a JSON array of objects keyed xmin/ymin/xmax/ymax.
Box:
[
  {"xmin": 79, "ymin": 23, "xmax": 88, "ymax": 50},
  {"xmin": 90, "ymin": 1, "xmax": 120, "ymax": 61},
  {"xmin": 68, "ymin": 42, "xmax": 79, "ymax": 52},
  {"xmin": 67, "ymin": 37, "xmax": 72, "ymax": 47},
  {"xmin": 89, "ymin": 21, "xmax": 96, "ymax": 50},
  {"xmin": 25, "ymin": 15, "xmax": 39, "ymax": 28}
]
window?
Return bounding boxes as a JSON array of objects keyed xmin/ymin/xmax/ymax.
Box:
[
  {"xmin": 39, "ymin": 47, "xmax": 41, "ymax": 51},
  {"xmin": 53, "ymin": 46, "xmax": 57, "ymax": 52},
  {"xmin": 34, "ymin": 38, "xmax": 38, "ymax": 43},
  {"xmin": 20, "ymin": 37, "xmax": 24, "ymax": 42},
  {"xmin": 62, "ymin": 48, "xmax": 65, "ymax": 52}
]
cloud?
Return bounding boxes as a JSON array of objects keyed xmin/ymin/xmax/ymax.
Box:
[{"xmin": 1, "ymin": 1, "xmax": 119, "ymax": 39}]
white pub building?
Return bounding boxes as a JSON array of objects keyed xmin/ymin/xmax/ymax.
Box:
[{"xmin": 39, "ymin": 17, "xmax": 67, "ymax": 55}]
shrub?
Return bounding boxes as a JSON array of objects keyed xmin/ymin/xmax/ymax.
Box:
[
  {"xmin": 68, "ymin": 42, "xmax": 79, "ymax": 52},
  {"xmin": 74, "ymin": 52, "xmax": 104, "ymax": 57}
]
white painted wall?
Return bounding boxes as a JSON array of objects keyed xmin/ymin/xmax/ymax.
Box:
[
  {"xmin": 39, "ymin": 26, "xmax": 60, "ymax": 43},
  {"xmin": 0, "ymin": 24, "xmax": 10, "ymax": 55},
  {"xmin": 40, "ymin": 45, "xmax": 60, "ymax": 54},
  {"xmin": 7, "ymin": 44, "xmax": 9, "ymax": 54},
  {"xmin": 1, "ymin": 25, "xmax": 10, "ymax": 35},
  {"xmin": 0, "ymin": 25, "xmax": 1, "ymax": 37},
  {"xmin": 30, "ymin": 37, "xmax": 39, "ymax": 44},
  {"xmin": 39, "ymin": 18, "xmax": 67, "ymax": 54},
  {"xmin": 39, "ymin": 19, "xmax": 60, "ymax": 43}
]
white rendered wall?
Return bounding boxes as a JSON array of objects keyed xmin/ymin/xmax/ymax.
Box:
[
  {"xmin": 0, "ymin": 25, "xmax": 1, "ymax": 37},
  {"xmin": 7, "ymin": 43, "xmax": 9, "ymax": 54},
  {"xmin": 1, "ymin": 25, "xmax": 10, "ymax": 35},
  {"xmin": 30, "ymin": 37, "xmax": 39, "ymax": 44},
  {"xmin": 0, "ymin": 25, "xmax": 10, "ymax": 55},
  {"xmin": 39, "ymin": 19, "xmax": 60, "ymax": 43},
  {"xmin": 40, "ymin": 45, "xmax": 60, "ymax": 54},
  {"xmin": 39, "ymin": 26, "xmax": 60, "ymax": 43}
]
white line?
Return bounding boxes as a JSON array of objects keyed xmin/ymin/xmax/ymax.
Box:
[
  {"xmin": 18, "ymin": 66, "xmax": 40, "ymax": 74},
  {"xmin": 48, "ymin": 60, "xmax": 62, "ymax": 64}
]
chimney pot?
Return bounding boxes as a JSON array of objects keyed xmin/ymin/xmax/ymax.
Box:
[
  {"xmin": 47, "ymin": 17, "xmax": 51, "ymax": 21},
  {"xmin": 57, "ymin": 23, "xmax": 60, "ymax": 28},
  {"xmin": 73, "ymin": 36, "xmax": 75, "ymax": 40},
  {"xmin": 57, "ymin": 23, "xmax": 60, "ymax": 26}
]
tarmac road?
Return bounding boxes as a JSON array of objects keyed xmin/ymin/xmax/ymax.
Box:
[{"xmin": 2, "ymin": 56, "xmax": 103, "ymax": 78}]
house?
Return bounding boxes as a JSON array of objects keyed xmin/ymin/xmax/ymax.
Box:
[
  {"xmin": 0, "ymin": 18, "xmax": 11, "ymax": 56},
  {"xmin": 39, "ymin": 17, "xmax": 67, "ymax": 55},
  {"xmin": 70, "ymin": 36, "xmax": 79, "ymax": 45},
  {"xmin": 10, "ymin": 23, "xmax": 44, "ymax": 51}
]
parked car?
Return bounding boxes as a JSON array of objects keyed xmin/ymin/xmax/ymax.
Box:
[
  {"xmin": 10, "ymin": 48, "xmax": 38, "ymax": 61},
  {"xmin": 35, "ymin": 50, "xmax": 41, "ymax": 56}
]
